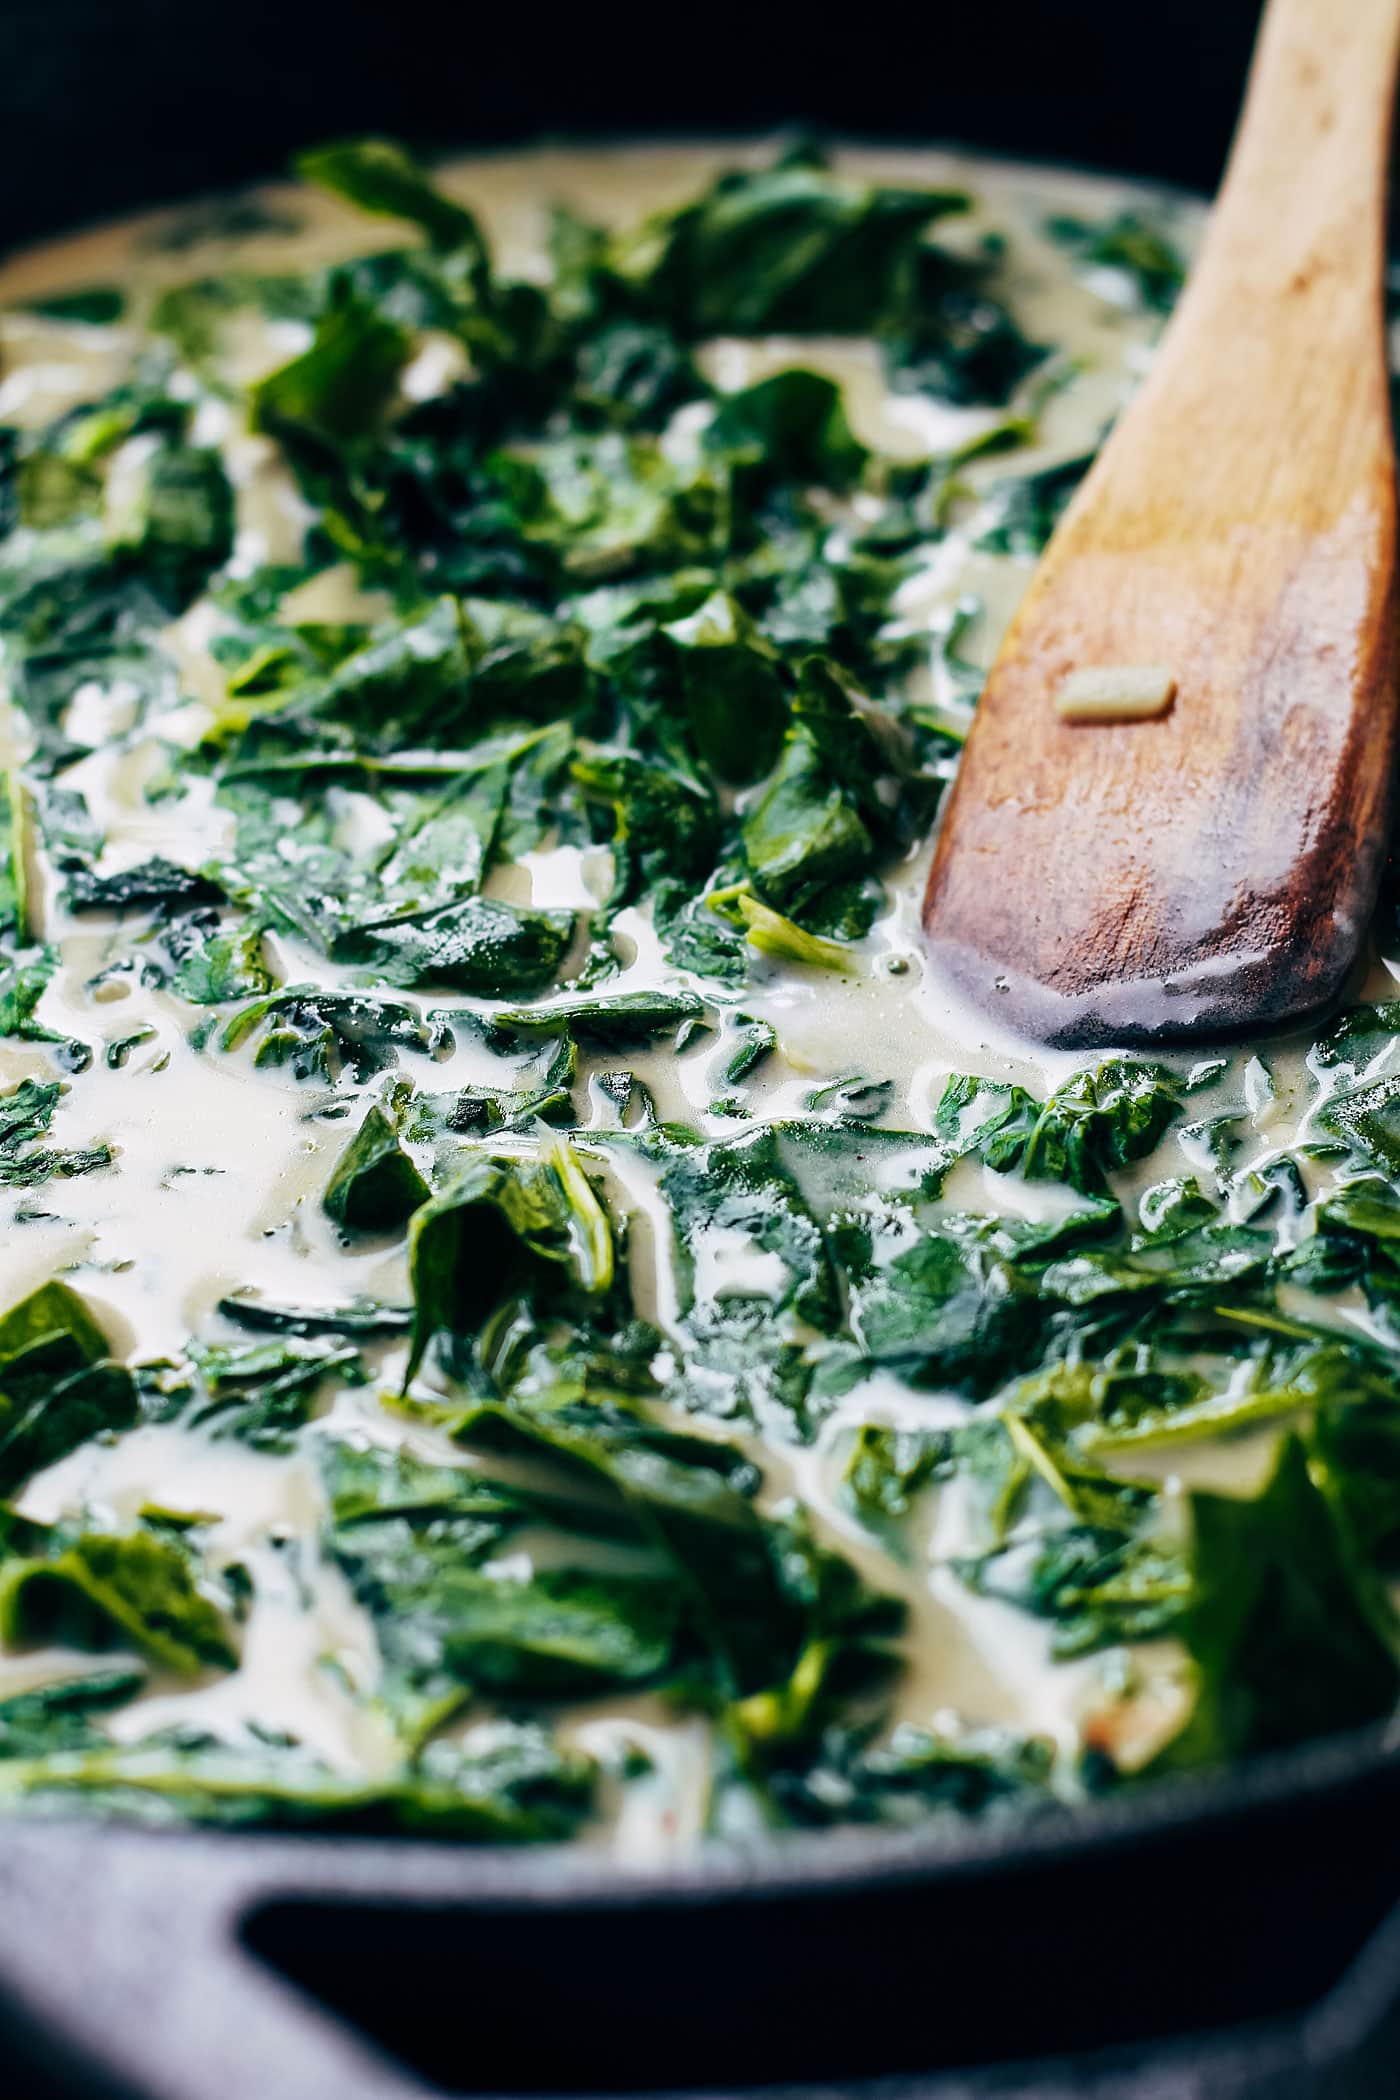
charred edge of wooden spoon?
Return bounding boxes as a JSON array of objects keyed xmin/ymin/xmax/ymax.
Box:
[{"xmin": 921, "ymin": 924, "xmax": 1370, "ymax": 1051}]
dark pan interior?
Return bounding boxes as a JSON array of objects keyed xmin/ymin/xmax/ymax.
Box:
[{"xmin": 1, "ymin": 0, "xmax": 1264, "ymax": 248}]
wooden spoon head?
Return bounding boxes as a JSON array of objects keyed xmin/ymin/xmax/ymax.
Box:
[
  {"xmin": 922, "ymin": 505, "xmax": 1400, "ymax": 1048},
  {"xmin": 920, "ymin": 0, "xmax": 1400, "ymax": 1050}
]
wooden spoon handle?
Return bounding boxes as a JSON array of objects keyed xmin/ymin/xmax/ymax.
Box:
[
  {"xmin": 1202, "ymin": 0, "xmax": 1400, "ymax": 294},
  {"xmin": 920, "ymin": 0, "xmax": 1400, "ymax": 1047},
  {"xmin": 1071, "ymin": 0, "xmax": 1400, "ymax": 594}
]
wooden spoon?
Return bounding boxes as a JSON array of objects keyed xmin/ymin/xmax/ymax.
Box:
[{"xmin": 920, "ymin": 0, "xmax": 1400, "ymax": 1047}]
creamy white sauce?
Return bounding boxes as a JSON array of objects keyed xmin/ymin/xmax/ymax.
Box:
[{"xmin": 2, "ymin": 140, "xmax": 1358, "ymax": 1849}]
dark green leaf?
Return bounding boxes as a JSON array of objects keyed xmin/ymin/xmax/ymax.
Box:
[
  {"xmin": 66, "ymin": 857, "xmax": 224, "ymax": 913},
  {"xmin": 323, "ymin": 1103, "xmax": 430, "ymax": 1230},
  {"xmin": 610, "ymin": 153, "xmax": 966, "ymax": 336},
  {"xmin": 346, "ymin": 894, "xmax": 574, "ymax": 996},
  {"xmin": 0, "ymin": 1520, "xmax": 237, "ymax": 1674},
  {"xmin": 406, "ymin": 1146, "xmax": 612, "ymax": 1384},
  {"xmin": 19, "ymin": 287, "xmax": 126, "ymax": 326},
  {"xmin": 220, "ymin": 986, "xmax": 447, "ymax": 1084},
  {"xmin": 0, "ymin": 1665, "xmax": 146, "ymax": 1755},
  {"xmin": 661, "ymin": 589, "xmax": 788, "ymax": 783},
  {"xmin": 251, "ymin": 292, "xmax": 410, "ymax": 446},
  {"xmin": 1046, "ymin": 209, "xmax": 1185, "ymax": 314},
  {"xmin": 297, "ymin": 137, "xmax": 489, "ymax": 256},
  {"xmin": 1159, "ymin": 1439, "xmax": 1399, "ymax": 1767},
  {"xmin": 0, "ymin": 1358, "xmax": 137, "ymax": 1497}
]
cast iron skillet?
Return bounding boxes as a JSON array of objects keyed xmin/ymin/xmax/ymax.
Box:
[{"xmin": 7, "ymin": 3, "xmax": 1400, "ymax": 2094}]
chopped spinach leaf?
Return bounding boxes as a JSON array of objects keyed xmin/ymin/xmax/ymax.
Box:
[{"xmin": 324, "ymin": 1103, "xmax": 430, "ymax": 1231}]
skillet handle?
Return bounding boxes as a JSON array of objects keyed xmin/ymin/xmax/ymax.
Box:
[
  {"xmin": 0, "ymin": 1819, "xmax": 1399, "ymax": 2100},
  {"xmin": 0, "ymin": 1824, "xmax": 418, "ymax": 2100}
]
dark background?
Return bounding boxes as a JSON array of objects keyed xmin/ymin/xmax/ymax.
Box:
[{"xmin": 0, "ymin": 0, "xmax": 1266, "ymax": 251}]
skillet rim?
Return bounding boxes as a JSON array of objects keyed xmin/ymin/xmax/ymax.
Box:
[{"xmin": 4, "ymin": 1708, "xmax": 1396, "ymax": 1907}]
